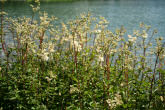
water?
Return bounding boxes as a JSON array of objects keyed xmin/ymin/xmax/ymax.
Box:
[{"xmin": 2, "ymin": 0, "xmax": 165, "ymax": 38}]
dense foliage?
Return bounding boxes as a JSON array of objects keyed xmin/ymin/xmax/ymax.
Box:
[{"xmin": 0, "ymin": 0, "xmax": 165, "ymax": 109}]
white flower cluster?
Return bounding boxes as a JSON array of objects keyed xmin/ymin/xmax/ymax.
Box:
[
  {"xmin": 48, "ymin": 42, "xmax": 55, "ymax": 53},
  {"xmin": 106, "ymin": 94, "xmax": 123, "ymax": 109},
  {"xmin": 73, "ymin": 41, "xmax": 82, "ymax": 52},
  {"xmin": 70, "ymin": 85, "xmax": 79, "ymax": 94},
  {"xmin": 94, "ymin": 29, "xmax": 101, "ymax": 34},
  {"xmin": 30, "ymin": 0, "xmax": 40, "ymax": 12},
  {"xmin": 98, "ymin": 54, "xmax": 104, "ymax": 62},
  {"xmin": 39, "ymin": 49, "xmax": 49, "ymax": 61},
  {"xmin": 128, "ymin": 35, "xmax": 137, "ymax": 43},
  {"xmin": 40, "ymin": 13, "xmax": 50, "ymax": 26},
  {"xmin": 45, "ymin": 71, "xmax": 57, "ymax": 82},
  {"xmin": 142, "ymin": 30, "xmax": 148, "ymax": 39}
]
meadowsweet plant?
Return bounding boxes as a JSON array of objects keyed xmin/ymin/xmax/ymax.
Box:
[{"xmin": 0, "ymin": 0, "xmax": 165, "ymax": 110}]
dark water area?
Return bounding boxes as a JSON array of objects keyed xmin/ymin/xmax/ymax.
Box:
[{"xmin": 3, "ymin": 0, "xmax": 165, "ymax": 39}]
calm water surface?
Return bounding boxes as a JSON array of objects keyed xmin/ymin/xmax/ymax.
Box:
[{"xmin": 3, "ymin": 0, "xmax": 165, "ymax": 38}]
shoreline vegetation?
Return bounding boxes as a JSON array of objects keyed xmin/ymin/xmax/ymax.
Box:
[{"xmin": 0, "ymin": 0, "xmax": 165, "ymax": 109}]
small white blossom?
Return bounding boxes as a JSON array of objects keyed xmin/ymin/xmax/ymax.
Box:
[
  {"xmin": 73, "ymin": 41, "xmax": 82, "ymax": 52},
  {"xmin": 43, "ymin": 54, "xmax": 49, "ymax": 61},
  {"xmin": 41, "ymin": 51, "xmax": 49, "ymax": 61},
  {"xmin": 120, "ymin": 83, "xmax": 124, "ymax": 87},
  {"xmin": 98, "ymin": 55, "xmax": 104, "ymax": 62},
  {"xmin": 160, "ymin": 96, "xmax": 164, "ymax": 102},
  {"xmin": 96, "ymin": 47, "xmax": 101, "ymax": 53},
  {"xmin": 110, "ymin": 49, "xmax": 117, "ymax": 54},
  {"xmin": 94, "ymin": 29, "xmax": 101, "ymax": 34},
  {"xmin": 128, "ymin": 35, "xmax": 137, "ymax": 42},
  {"xmin": 49, "ymin": 71, "xmax": 57, "ymax": 79},
  {"xmin": 45, "ymin": 77, "xmax": 52, "ymax": 82},
  {"xmin": 48, "ymin": 43, "xmax": 55, "ymax": 53},
  {"xmin": 142, "ymin": 31, "xmax": 148, "ymax": 39},
  {"xmin": 70, "ymin": 85, "xmax": 79, "ymax": 94},
  {"xmin": 106, "ymin": 93, "xmax": 123, "ymax": 109}
]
